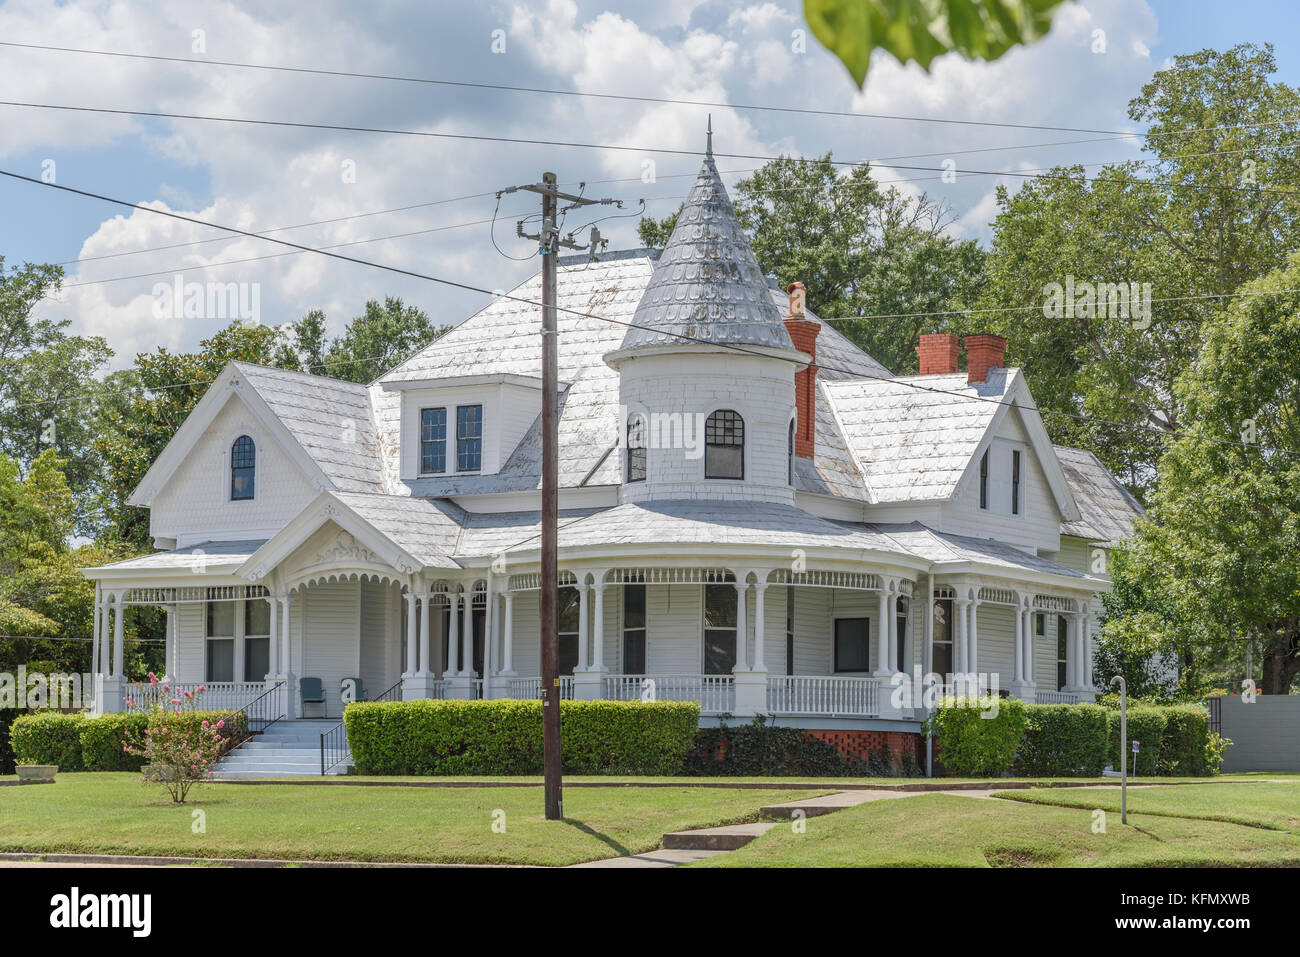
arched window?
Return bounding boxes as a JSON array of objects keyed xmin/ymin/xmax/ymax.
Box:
[
  {"xmin": 788, "ymin": 419, "xmax": 796, "ymax": 485},
  {"xmin": 705, "ymin": 410, "xmax": 744, "ymax": 479},
  {"xmin": 231, "ymin": 435, "xmax": 256, "ymax": 500},
  {"xmin": 627, "ymin": 413, "xmax": 647, "ymax": 482}
]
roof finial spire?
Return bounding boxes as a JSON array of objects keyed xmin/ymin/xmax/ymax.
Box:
[{"xmin": 706, "ymin": 113, "xmax": 713, "ymax": 158}]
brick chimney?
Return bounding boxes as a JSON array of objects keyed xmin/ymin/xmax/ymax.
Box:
[
  {"xmin": 964, "ymin": 334, "xmax": 1007, "ymax": 384},
  {"xmin": 783, "ymin": 281, "xmax": 820, "ymax": 458},
  {"xmin": 916, "ymin": 333, "xmax": 960, "ymax": 375}
]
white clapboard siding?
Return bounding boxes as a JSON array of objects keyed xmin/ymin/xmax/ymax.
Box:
[{"xmin": 300, "ymin": 580, "xmax": 360, "ymax": 718}]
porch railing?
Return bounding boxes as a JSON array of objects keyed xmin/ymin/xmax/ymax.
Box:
[
  {"xmin": 1035, "ymin": 691, "xmax": 1081, "ymax": 705},
  {"xmin": 602, "ymin": 674, "xmax": 735, "ymax": 714},
  {"xmin": 126, "ymin": 681, "xmax": 267, "ymax": 714},
  {"xmin": 319, "ymin": 679, "xmax": 405, "ymax": 776},
  {"xmin": 507, "ymin": 676, "xmax": 575, "ymax": 700},
  {"xmin": 766, "ymin": 675, "xmax": 880, "ymax": 717}
]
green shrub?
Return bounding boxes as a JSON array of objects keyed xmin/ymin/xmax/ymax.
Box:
[
  {"xmin": 10, "ymin": 712, "xmax": 85, "ymax": 770},
  {"xmin": 344, "ymin": 698, "xmax": 700, "ymax": 776},
  {"xmin": 1015, "ymin": 704, "xmax": 1109, "ymax": 776},
  {"xmin": 10, "ymin": 710, "xmax": 248, "ymax": 773},
  {"xmin": 79, "ymin": 713, "xmax": 149, "ymax": 771},
  {"xmin": 0, "ymin": 708, "xmax": 17, "ymax": 775},
  {"xmin": 925, "ymin": 696, "xmax": 1027, "ymax": 776},
  {"xmin": 1156, "ymin": 705, "xmax": 1212, "ymax": 776},
  {"xmin": 1107, "ymin": 706, "xmax": 1166, "ymax": 775}
]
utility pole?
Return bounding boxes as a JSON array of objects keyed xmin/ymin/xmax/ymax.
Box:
[{"xmin": 500, "ymin": 173, "xmax": 619, "ymax": 820}]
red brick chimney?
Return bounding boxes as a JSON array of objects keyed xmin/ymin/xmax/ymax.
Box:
[
  {"xmin": 783, "ymin": 281, "xmax": 820, "ymax": 458},
  {"xmin": 916, "ymin": 333, "xmax": 960, "ymax": 375},
  {"xmin": 964, "ymin": 334, "xmax": 1007, "ymax": 384}
]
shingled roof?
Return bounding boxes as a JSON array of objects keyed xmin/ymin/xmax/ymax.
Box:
[{"xmin": 1055, "ymin": 446, "xmax": 1146, "ymax": 544}]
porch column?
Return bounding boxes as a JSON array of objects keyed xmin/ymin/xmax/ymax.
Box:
[
  {"xmin": 448, "ymin": 591, "xmax": 461, "ymax": 674},
  {"xmin": 1012, "ymin": 598, "xmax": 1024, "ymax": 683},
  {"xmin": 577, "ymin": 579, "xmax": 590, "ymax": 671},
  {"xmin": 1023, "ymin": 607, "xmax": 1035, "ymax": 685},
  {"xmin": 164, "ymin": 605, "xmax": 176, "ymax": 682},
  {"xmin": 268, "ymin": 595, "xmax": 280, "ymax": 675},
  {"xmin": 112, "ymin": 591, "xmax": 125, "ymax": 678},
  {"xmin": 923, "ymin": 575, "xmax": 934, "ymax": 676},
  {"xmin": 91, "ymin": 585, "xmax": 101, "ymax": 677},
  {"xmin": 953, "ymin": 597, "xmax": 968, "ymax": 676},
  {"xmin": 874, "ymin": 586, "xmax": 891, "ymax": 675},
  {"xmin": 591, "ymin": 582, "xmax": 606, "ymax": 671},
  {"xmin": 484, "ymin": 576, "xmax": 496, "ymax": 694},
  {"xmin": 752, "ymin": 581, "xmax": 767, "ymax": 672},
  {"xmin": 502, "ymin": 591, "xmax": 515, "ymax": 673},
  {"xmin": 419, "ymin": 592, "xmax": 433, "ymax": 676},
  {"xmin": 968, "ymin": 596, "xmax": 979, "ymax": 678},
  {"xmin": 1083, "ymin": 613, "xmax": 1095, "ymax": 691},
  {"xmin": 458, "ymin": 591, "xmax": 473, "ymax": 675},
  {"xmin": 280, "ymin": 593, "xmax": 293, "ymax": 676},
  {"xmin": 403, "ymin": 593, "xmax": 417, "ymax": 674},
  {"xmin": 733, "ymin": 579, "xmax": 749, "ymax": 671}
]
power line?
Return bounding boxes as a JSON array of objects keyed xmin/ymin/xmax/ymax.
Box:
[
  {"xmin": 4, "ymin": 39, "xmax": 1297, "ymax": 144},
  {"xmin": 4, "ymin": 99, "xmax": 1295, "ymax": 200},
  {"xmin": 3, "ymin": 165, "xmax": 1292, "ymax": 458}
]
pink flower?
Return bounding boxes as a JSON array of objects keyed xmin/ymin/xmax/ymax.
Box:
[
  {"xmin": 216, "ymin": 720, "xmax": 224, "ymax": 729},
  {"xmin": 148, "ymin": 672, "xmax": 157, "ymax": 686},
  {"xmin": 162, "ymin": 684, "xmax": 170, "ymax": 692},
  {"xmin": 196, "ymin": 685, "xmax": 206, "ymax": 694},
  {"xmin": 125, "ymin": 699, "xmax": 135, "ymax": 709},
  {"xmin": 201, "ymin": 720, "xmax": 209, "ymax": 729},
  {"xmin": 170, "ymin": 698, "xmax": 181, "ymax": 706},
  {"xmin": 183, "ymin": 690, "xmax": 193, "ymax": 700}
]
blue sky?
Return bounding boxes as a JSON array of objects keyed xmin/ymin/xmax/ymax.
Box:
[{"xmin": 0, "ymin": 0, "xmax": 1294, "ymax": 366}]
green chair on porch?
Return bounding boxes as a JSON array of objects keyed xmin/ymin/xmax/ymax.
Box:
[
  {"xmin": 341, "ymin": 677, "xmax": 367, "ymax": 704},
  {"xmin": 299, "ymin": 677, "xmax": 325, "ymax": 717}
]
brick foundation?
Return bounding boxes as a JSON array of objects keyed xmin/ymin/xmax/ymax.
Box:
[{"xmin": 806, "ymin": 729, "xmax": 923, "ymax": 769}]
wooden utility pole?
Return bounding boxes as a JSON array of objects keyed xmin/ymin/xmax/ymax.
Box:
[{"xmin": 502, "ymin": 173, "xmax": 618, "ymax": 820}]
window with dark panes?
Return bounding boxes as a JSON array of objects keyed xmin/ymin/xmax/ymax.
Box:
[
  {"xmin": 244, "ymin": 598, "xmax": 271, "ymax": 682},
  {"xmin": 1056, "ymin": 615, "xmax": 1069, "ymax": 691},
  {"xmin": 420, "ymin": 407, "xmax": 447, "ymax": 474},
  {"xmin": 834, "ymin": 618, "xmax": 870, "ymax": 672},
  {"xmin": 703, "ymin": 583, "xmax": 737, "ymax": 674},
  {"xmin": 627, "ymin": 414, "xmax": 647, "ymax": 482},
  {"xmin": 896, "ymin": 597, "xmax": 908, "ymax": 674},
  {"xmin": 785, "ymin": 585, "xmax": 795, "ymax": 675},
  {"xmin": 205, "ymin": 590, "xmax": 235, "ymax": 683},
  {"xmin": 558, "ymin": 586, "xmax": 580, "ymax": 676},
  {"xmin": 704, "ymin": 410, "xmax": 744, "ymax": 479},
  {"xmin": 978, "ymin": 448, "xmax": 988, "ymax": 509},
  {"xmin": 231, "ymin": 435, "xmax": 255, "ymax": 501},
  {"xmin": 456, "ymin": 405, "xmax": 483, "ymax": 472},
  {"xmin": 1011, "ymin": 449, "xmax": 1022, "ymax": 515},
  {"xmin": 932, "ymin": 598, "xmax": 954, "ymax": 677},
  {"xmin": 622, "ymin": 583, "xmax": 646, "ymax": 673}
]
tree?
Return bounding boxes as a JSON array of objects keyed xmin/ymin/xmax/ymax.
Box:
[
  {"xmin": 1102, "ymin": 251, "xmax": 1300, "ymax": 695},
  {"xmin": 973, "ymin": 44, "xmax": 1300, "ymax": 499},
  {"xmin": 804, "ymin": 0, "xmax": 1066, "ymax": 88},
  {"xmin": 274, "ymin": 298, "xmax": 450, "ymax": 384}
]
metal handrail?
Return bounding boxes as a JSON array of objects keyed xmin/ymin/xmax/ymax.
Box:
[
  {"xmin": 319, "ymin": 680, "xmax": 404, "ymax": 775},
  {"xmin": 215, "ymin": 680, "xmax": 285, "ymax": 759}
]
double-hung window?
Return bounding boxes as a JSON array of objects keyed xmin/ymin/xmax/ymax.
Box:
[
  {"xmin": 979, "ymin": 449, "xmax": 989, "ymax": 509},
  {"xmin": 205, "ymin": 591, "xmax": 235, "ymax": 683},
  {"xmin": 457, "ymin": 405, "xmax": 483, "ymax": 472},
  {"xmin": 420, "ymin": 408, "xmax": 447, "ymax": 474},
  {"xmin": 833, "ymin": 618, "xmax": 870, "ymax": 672},
  {"xmin": 703, "ymin": 584, "xmax": 738, "ymax": 675},
  {"xmin": 622, "ymin": 583, "xmax": 646, "ymax": 674},
  {"xmin": 1011, "ymin": 450, "xmax": 1022, "ymax": 515}
]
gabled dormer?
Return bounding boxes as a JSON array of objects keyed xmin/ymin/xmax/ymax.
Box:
[{"xmin": 379, "ymin": 373, "xmax": 552, "ymax": 481}]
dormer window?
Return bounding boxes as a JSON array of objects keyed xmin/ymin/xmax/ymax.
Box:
[
  {"xmin": 457, "ymin": 405, "xmax": 483, "ymax": 472},
  {"xmin": 420, "ymin": 408, "xmax": 447, "ymax": 474},
  {"xmin": 627, "ymin": 413, "xmax": 647, "ymax": 482},
  {"xmin": 231, "ymin": 435, "xmax": 255, "ymax": 500},
  {"xmin": 705, "ymin": 409, "xmax": 744, "ymax": 479},
  {"xmin": 1012, "ymin": 450, "xmax": 1022, "ymax": 515}
]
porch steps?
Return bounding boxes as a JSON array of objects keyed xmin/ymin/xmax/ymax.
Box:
[
  {"xmin": 212, "ymin": 720, "xmax": 350, "ymax": 779},
  {"xmin": 661, "ymin": 823, "xmax": 776, "ymax": 851}
]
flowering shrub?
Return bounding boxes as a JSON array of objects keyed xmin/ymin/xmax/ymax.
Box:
[{"xmin": 124, "ymin": 674, "xmax": 230, "ymax": 803}]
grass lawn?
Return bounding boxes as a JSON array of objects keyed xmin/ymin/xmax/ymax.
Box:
[
  {"xmin": 0, "ymin": 774, "xmax": 824, "ymax": 866},
  {"xmin": 996, "ymin": 781, "xmax": 1300, "ymax": 834},
  {"xmin": 693, "ymin": 791, "xmax": 1300, "ymax": 867}
]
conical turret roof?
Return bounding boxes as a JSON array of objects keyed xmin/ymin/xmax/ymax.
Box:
[{"xmin": 621, "ymin": 137, "xmax": 794, "ymax": 353}]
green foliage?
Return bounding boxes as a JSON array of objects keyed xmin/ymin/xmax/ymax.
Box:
[
  {"xmin": 9, "ymin": 710, "xmax": 246, "ymax": 773},
  {"xmin": 273, "ymin": 298, "xmax": 451, "ymax": 384},
  {"xmin": 925, "ymin": 696, "xmax": 1027, "ymax": 776},
  {"xmin": 1015, "ymin": 704, "xmax": 1109, "ymax": 776},
  {"xmin": 344, "ymin": 699, "xmax": 700, "ymax": 776},
  {"xmin": 1156, "ymin": 705, "xmax": 1212, "ymax": 777},
  {"xmin": 0, "ymin": 708, "xmax": 19, "ymax": 774},
  {"xmin": 1106, "ymin": 707, "xmax": 1167, "ymax": 776},
  {"xmin": 10, "ymin": 711, "xmax": 85, "ymax": 770},
  {"xmin": 804, "ymin": 0, "xmax": 1065, "ymax": 88},
  {"xmin": 683, "ymin": 717, "xmax": 917, "ymax": 776}
]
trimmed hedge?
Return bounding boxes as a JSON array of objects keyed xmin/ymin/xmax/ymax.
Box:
[
  {"xmin": 11, "ymin": 710, "xmax": 248, "ymax": 771},
  {"xmin": 927, "ymin": 700, "xmax": 1222, "ymax": 777},
  {"xmin": 344, "ymin": 698, "xmax": 700, "ymax": 776},
  {"xmin": 1015, "ymin": 704, "xmax": 1110, "ymax": 776},
  {"xmin": 924, "ymin": 696, "xmax": 1028, "ymax": 776}
]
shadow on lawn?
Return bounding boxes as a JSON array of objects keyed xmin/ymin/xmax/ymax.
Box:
[{"xmin": 560, "ymin": 819, "xmax": 632, "ymax": 857}]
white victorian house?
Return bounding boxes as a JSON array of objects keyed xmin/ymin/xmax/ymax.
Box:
[{"xmin": 82, "ymin": 142, "xmax": 1143, "ymax": 761}]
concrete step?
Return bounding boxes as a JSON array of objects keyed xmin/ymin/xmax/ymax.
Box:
[
  {"xmin": 661, "ymin": 823, "xmax": 775, "ymax": 851},
  {"xmin": 758, "ymin": 790, "xmax": 914, "ymax": 819}
]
